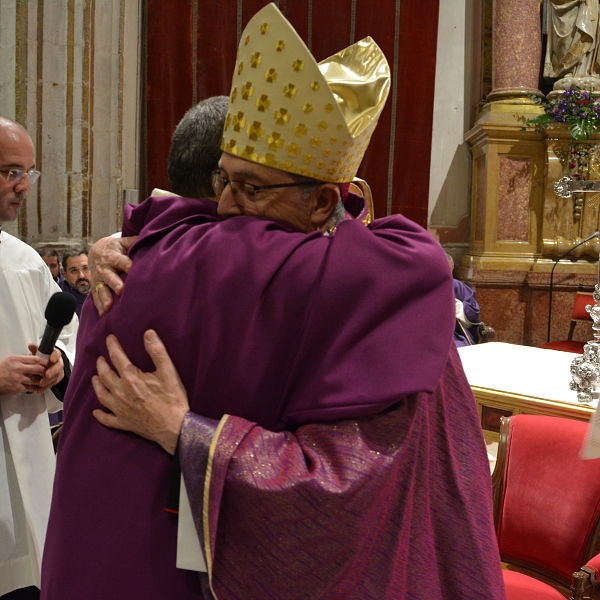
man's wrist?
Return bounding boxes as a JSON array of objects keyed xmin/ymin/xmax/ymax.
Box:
[{"xmin": 161, "ymin": 408, "xmax": 189, "ymax": 455}]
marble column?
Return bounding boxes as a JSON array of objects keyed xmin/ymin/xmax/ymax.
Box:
[{"xmin": 488, "ymin": 0, "xmax": 543, "ymax": 101}]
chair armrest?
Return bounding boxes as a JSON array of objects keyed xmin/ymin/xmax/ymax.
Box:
[
  {"xmin": 572, "ymin": 553, "xmax": 600, "ymax": 600},
  {"xmin": 582, "ymin": 552, "xmax": 600, "ymax": 584}
]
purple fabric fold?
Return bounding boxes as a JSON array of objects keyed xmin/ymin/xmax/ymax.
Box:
[
  {"xmin": 42, "ymin": 195, "xmax": 459, "ymax": 598},
  {"xmin": 178, "ymin": 412, "xmax": 219, "ymax": 541},
  {"xmin": 104, "ymin": 194, "xmax": 455, "ymax": 430},
  {"xmin": 180, "ymin": 347, "xmax": 505, "ymax": 600}
]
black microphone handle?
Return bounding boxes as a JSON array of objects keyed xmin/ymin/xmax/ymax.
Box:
[
  {"xmin": 547, "ymin": 232, "xmax": 600, "ymax": 343},
  {"xmin": 37, "ymin": 324, "xmax": 62, "ymax": 358}
]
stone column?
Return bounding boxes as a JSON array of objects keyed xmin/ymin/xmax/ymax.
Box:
[
  {"xmin": 488, "ymin": 0, "xmax": 543, "ymax": 101},
  {"xmin": 0, "ymin": 0, "xmax": 142, "ymax": 248}
]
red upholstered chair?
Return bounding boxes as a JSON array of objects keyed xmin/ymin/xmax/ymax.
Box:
[
  {"xmin": 571, "ymin": 552, "xmax": 600, "ymax": 598},
  {"xmin": 492, "ymin": 415, "xmax": 600, "ymax": 599},
  {"xmin": 539, "ymin": 292, "xmax": 595, "ymax": 354}
]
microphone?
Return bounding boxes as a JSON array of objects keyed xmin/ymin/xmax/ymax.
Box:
[
  {"xmin": 546, "ymin": 232, "xmax": 600, "ymax": 343},
  {"xmin": 37, "ymin": 292, "xmax": 77, "ymax": 359}
]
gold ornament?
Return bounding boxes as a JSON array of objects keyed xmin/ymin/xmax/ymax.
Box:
[{"xmin": 222, "ymin": 3, "xmax": 390, "ymax": 182}]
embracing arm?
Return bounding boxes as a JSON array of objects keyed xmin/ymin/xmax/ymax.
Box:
[
  {"xmin": 92, "ymin": 330, "xmax": 189, "ymax": 454},
  {"xmin": 89, "ymin": 235, "xmax": 137, "ymax": 316},
  {"xmin": 87, "ymin": 329, "xmax": 421, "ymax": 599}
]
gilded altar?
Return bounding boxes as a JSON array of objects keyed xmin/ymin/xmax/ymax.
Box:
[{"xmin": 462, "ymin": 106, "xmax": 600, "ymax": 347}]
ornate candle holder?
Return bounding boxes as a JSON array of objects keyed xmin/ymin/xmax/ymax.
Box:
[
  {"xmin": 555, "ymin": 175, "xmax": 600, "ymax": 402},
  {"xmin": 570, "ymin": 285, "xmax": 600, "ymax": 402},
  {"xmin": 555, "ymin": 175, "xmax": 600, "ymax": 199},
  {"xmin": 551, "ymin": 142, "xmax": 600, "ymax": 221}
]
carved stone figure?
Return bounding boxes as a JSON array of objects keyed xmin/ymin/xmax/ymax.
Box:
[{"xmin": 545, "ymin": 0, "xmax": 600, "ymax": 90}]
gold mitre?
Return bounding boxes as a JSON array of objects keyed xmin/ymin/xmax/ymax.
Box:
[{"xmin": 222, "ymin": 3, "xmax": 390, "ymax": 183}]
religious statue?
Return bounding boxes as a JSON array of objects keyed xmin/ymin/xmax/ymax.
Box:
[{"xmin": 545, "ymin": 0, "xmax": 600, "ymax": 90}]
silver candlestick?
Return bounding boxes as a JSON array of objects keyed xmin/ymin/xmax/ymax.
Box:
[
  {"xmin": 554, "ymin": 176, "xmax": 600, "ymax": 198},
  {"xmin": 553, "ymin": 175, "xmax": 600, "ymax": 402},
  {"xmin": 570, "ymin": 287, "xmax": 600, "ymax": 402}
]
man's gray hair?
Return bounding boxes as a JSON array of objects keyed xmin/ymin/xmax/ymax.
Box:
[
  {"xmin": 287, "ymin": 172, "xmax": 345, "ymax": 232},
  {"xmin": 62, "ymin": 248, "xmax": 87, "ymax": 272},
  {"xmin": 287, "ymin": 172, "xmax": 325, "ymax": 200},
  {"xmin": 168, "ymin": 96, "xmax": 229, "ymax": 199}
]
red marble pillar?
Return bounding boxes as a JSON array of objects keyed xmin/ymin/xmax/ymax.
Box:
[{"xmin": 488, "ymin": 0, "xmax": 543, "ymax": 100}]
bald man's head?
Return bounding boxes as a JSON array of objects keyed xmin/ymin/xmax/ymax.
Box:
[{"xmin": 0, "ymin": 118, "xmax": 36, "ymax": 226}]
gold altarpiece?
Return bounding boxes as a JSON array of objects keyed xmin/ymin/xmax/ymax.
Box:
[
  {"xmin": 463, "ymin": 100, "xmax": 600, "ymax": 347},
  {"xmin": 461, "ymin": 0, "xmax": 600, "ymax": 347},
  {"xmin": 466, "ymin": 102, "xmax": 600, "ymax": 271}
]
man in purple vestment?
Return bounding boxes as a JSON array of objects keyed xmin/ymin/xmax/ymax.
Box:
[
  {"xmin": 454, "ymin": 278, "xmax": 482, "ymax": 346},
  {"xmin": 41, "ymin": 5, "xmax": 505, "ymax": 600},
  {"xmin": 446, "ymin": 253, "xmax": 483, "ymax": 347}
]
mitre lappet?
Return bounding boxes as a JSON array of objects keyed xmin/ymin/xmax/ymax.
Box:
[{"xmin": 222, "ymin": 2, "xmax": 391, "ymax": 183}]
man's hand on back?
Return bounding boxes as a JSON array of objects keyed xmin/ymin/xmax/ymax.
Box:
[
  {"xmin": 92, "ymin": 330, "xmax": 189, "ymax": 455},
  {"xmin": 89, "ymin": 235, "xmax": 137, "ymax": 316}
]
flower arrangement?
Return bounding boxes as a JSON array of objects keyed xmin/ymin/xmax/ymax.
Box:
[{"xmin": 523, "ymin": 88, "xmax": 600, "ymax": 141}]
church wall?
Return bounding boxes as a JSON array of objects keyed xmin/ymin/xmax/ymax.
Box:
[
  {"xmin": 1, "ymin": 0, "xmax": 443, "ymax": 249},
  {"xmin": 428, "ymin": 0, "xmax": 474, "ymax": 264},
  {"xmin": 0, "ymin": 0, "xmax": 142, "ymax": 248}
]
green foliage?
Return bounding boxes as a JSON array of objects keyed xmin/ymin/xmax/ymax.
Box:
[{"xmin": 521, "ymin": 88, "xmax": 600, "ymax": 141}]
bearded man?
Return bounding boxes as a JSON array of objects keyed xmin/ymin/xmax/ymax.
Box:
[
  {"xmin": 59, "ymin": 249, "xmax": 91, "ymax": 319},
  {"xmin": 41, "ymin": 5, "xmax": 504, "ymax": 599}
]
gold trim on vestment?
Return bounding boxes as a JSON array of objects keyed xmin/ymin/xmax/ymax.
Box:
[
  {"xmin": 223, "ymin": 3, "xmax": 390, "ymax": 183},
  {"xmin": 203, "ymin": 414, "xmax": 230, "ymax": 599}
]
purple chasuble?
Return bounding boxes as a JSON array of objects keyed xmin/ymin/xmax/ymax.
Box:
[
  {"xmin": 41, "ymin": 196, "xmax": 502, "ymax": 599},
  {"xmin": 180, "ymin": 348, "xmax": 505, "ymax": 600}
]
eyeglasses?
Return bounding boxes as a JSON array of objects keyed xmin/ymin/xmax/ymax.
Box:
[
  {"xmin": 0, "ymin": 169, "xmax": 41, "ymax": 185},
  {"xmin": 211, "ymin": 170, "xmax": 319, "ymax": 201}
]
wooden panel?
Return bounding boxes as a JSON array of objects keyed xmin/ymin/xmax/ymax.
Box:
[
  {"xmin": 481, "ymin": 404, "xmax": 513, "ymax": 434},
  {"xmin": 473, "ymin": 387, "xmax": 595, "ymax": 443},
  {"xmin": 145, "ymin": 0, "xmax": 195, "ymax": 195}
]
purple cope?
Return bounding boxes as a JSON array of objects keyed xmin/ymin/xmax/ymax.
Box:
[{"xmin": 41, "ymin": 195, "xmax": 504, "ymax": 599}]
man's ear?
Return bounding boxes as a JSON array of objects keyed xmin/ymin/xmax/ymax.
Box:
[{"xmin": 310, "ymin": 184, "xmax": 341, "ymax": 229}]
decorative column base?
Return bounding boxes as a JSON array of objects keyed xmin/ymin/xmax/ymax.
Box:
[
  {"xmin": 486, "ymin": 90, "xmax": 544, "ymax": 103},
  {"xmin": 464, "ymin": 101, "xmax": 546, "ymax": 272}
]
